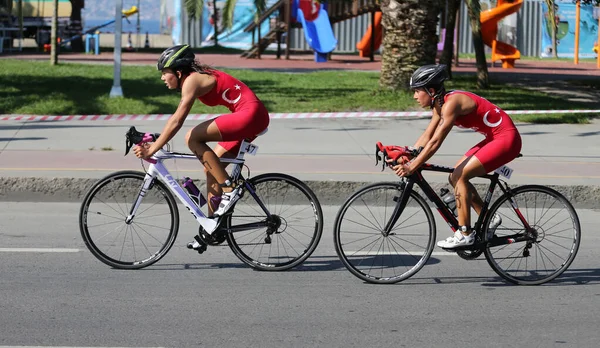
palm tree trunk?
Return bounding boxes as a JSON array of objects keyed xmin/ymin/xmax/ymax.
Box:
[
  {"xmin": 69, "ymin": 0, "xmax": 84, "ymax": 52},
  {"xmin": 545, "ymin": 0, "xmax": 558, "ymax": 58},
  {"xmin": 465, "ymin": 0, "xmax": 489, "ymax": 89},
  {"xmin": 379, "ymin": 0, "xmax": 443, "ymax": 90},
  {"xmin": 212, "ymin": 0, "xmax": 219, "ymax": 46},
  {"xmin": 440, "ymin": 0, "xmax": 461, "ymax": 78}
]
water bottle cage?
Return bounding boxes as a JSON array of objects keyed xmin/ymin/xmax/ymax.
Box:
[{"xmin": 375, "ymin": 142, "xmax": 423, "ymax": 171}]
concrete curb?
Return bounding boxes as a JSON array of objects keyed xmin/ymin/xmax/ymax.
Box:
[{"xmin": 1, "ymin": 177, "xmax": 599, "ymax": 209}]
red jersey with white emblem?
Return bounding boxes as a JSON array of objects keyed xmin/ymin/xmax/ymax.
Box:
[
  {"xmin": 197, "ymin": 69, "xmax": 260, "ymax": 112},
  {"xmin": 445, "ymin": 90, "xmax": 517, "ymax": 138}
]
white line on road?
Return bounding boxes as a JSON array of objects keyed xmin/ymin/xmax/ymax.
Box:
[{"xmin": 0, "ymin": 248, "xmax": 80, "ymax": 253}]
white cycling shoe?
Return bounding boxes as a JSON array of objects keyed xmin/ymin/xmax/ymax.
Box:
[
  {"xmin": 212, "ymin": 186, "xmax": 242, "ymax": 218},
  {"xmin": 437, "ymin": 230, "xmax": 475, "ymax": 249}
]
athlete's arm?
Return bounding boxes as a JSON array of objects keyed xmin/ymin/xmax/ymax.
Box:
[
  {"xmin": 407, "ymin": 98, "xmax": 462, "ymax": 171},
  {"xmin": 413, "ymin": 110, "xmax": 441, "ymax": 149},
  {"xmin": 148, "ymin": 74, "xmax": 216, "ymax": 154}
]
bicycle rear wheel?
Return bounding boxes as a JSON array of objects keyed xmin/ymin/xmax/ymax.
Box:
[
  {"xmin": 483, "ymin": 185, "xmax": 580, "ymax": 285},
  {"xmin": 333, "ymin": 182, "xmax": 436, "ymax": 284},
  {"xmin": 225, "ymin": 173, "xmax": 323, "ymax": 271},
  {"xmin": 79, "ymin": 171, "xmax": 179, "ymax": 269}
]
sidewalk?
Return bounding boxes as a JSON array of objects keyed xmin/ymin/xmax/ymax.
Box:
[
  {"xmin": 1, "ymin": 51, "xmax": 600, "ymax": 205},
  {"xmin": 1, "ymin": 117, "xmax": 599, "ymax": 206},
  {"xmin": 1, "ymin": 50, "xmax": 599, "ymax": 76}
]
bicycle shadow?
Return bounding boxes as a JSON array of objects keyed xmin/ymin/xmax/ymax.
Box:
[
  {"xmin": 399, "ymin": 267, "xmax": 600, "ymax": 287},
  {"xmin": 143, "ymin": 255, "xmax": 443, "ymax": 272}
]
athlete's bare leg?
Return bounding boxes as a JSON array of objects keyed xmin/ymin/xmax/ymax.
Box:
[
  {"xmin": 448, "ymin": 155, "xmax": 487, "ymax": 234},
  {"xmin": 185, "ymin": 119, "xmax": 234, "ymax": 196}
]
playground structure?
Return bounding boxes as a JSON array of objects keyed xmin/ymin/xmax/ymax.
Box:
[
  {"xmin": 356, "ymin": 11, "xmax": 381, "ymax": 58},
  {"xmin": 241, "ymin": 0, "xmax": 379, "ymax": 61},
  {"xmin": 481, "ymin": 0, "xmax": 523, "ymax": 68},
  {"xmin": 57, "ymin": 6, "xmax": 138, "ymax": 54},
  {"xmin": 293, "ymin": 0, "xmax": 337, "ymax": 62}
]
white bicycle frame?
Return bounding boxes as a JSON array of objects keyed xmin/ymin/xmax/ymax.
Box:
[{"xmin": 125, "ymin": 139, "xmax": 259, "ymax": 233}]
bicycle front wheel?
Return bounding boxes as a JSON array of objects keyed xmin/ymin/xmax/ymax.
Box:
[
  {"xmin": 333, "ymin": 182, "xmax": 436, "ymax": 284},
  {"xmin": 483, "ymin": 185, "xmax": 581, "ymax": 285},
  {"xmin": 79, "ymin": 171, "xmax": 180, "ymax": 269},
  {"xmin": 225, "ymin": 173, "xmax": 323, "ymax": 271}
]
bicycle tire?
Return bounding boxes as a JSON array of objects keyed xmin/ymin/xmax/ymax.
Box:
[
  {"xmin": 483, "ymin": 185, "xmax": 581, "ymax": 285},
  {"xmin": 333, "ymin": 182, "xmax": 436, "ymax": 284},
  {"xmin": 79, "ymin": 170, "xmax": 180, "ymax": 269},
  {"xmin": 225, "ymin": 173, "xmax": 323, "ymax": 271}
]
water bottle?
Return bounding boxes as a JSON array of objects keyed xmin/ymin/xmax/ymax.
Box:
[
  {"xmin": 210, "ymin": 196, "xmax": 222, "ymax": 211},
  {"xmin": 439, "ymin": 188, "xmax": 457, "ymax": 216},
  {"xmin": 182, "ymin": 177, "xmax": 207, "ymax": 207}
]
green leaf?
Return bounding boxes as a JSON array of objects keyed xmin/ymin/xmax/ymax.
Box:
[{"xmin": 184, "ymin": 0, "xmax": 204, "ymax": 19}]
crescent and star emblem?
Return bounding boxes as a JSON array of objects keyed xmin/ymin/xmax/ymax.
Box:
[
  {"xmin": 483, "ymin": 108, "xmax": 502, "ymax": 128},
  {"xmin": 222, "ymin": 84, "xmax": 242, "ymax": 104}
]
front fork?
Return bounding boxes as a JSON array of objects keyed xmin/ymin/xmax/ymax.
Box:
[
  {"xmin": 384, "ymin": 178, "xmax": 413, "ymax": 236},
  {"xmin": 125, "ymin": 173, "xmax": 155, "ymax": 224}
]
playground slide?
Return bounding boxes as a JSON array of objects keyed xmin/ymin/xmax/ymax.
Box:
[
  {"xmin": 206, "ymin": 9, "xmax": 258, "ymax": 48},
  {"xmin": 296, "ymin": 2, "xmax": 337, "ymax": 62},
  {"xmin": 480, "ymin": 0, "xmax": 523, "ymax": 68},
  {"xmin": 356, "ymin": 12, "xmax": 382, "ymax": 58}
]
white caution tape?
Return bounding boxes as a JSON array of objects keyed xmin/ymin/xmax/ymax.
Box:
[{"xmin": 0, "ymin": 109, "xmax": 598, "ymax": 121}]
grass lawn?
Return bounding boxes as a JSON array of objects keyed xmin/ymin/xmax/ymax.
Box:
[{"xmin": 0, "ymin": 59, "xmax": 596, "ymax": 123}]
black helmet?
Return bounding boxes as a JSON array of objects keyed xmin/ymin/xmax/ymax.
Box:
[
  {"xmin": 157, "ymin": 44, "xmax": 195, "ymax": 71},
  {"xmin": 409, "ymin": 64, "xmax": 448, "ymax": 90}
]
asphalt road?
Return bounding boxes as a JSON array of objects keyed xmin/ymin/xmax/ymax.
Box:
[{"xmin": 1, "ymin": 203, "xmax": 599, "ymax": 348}]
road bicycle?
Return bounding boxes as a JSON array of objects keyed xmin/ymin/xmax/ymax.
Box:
[
  {"xmin": 79, "ymin": 126, "xmax": 323, "ymax": 270},
  {"xmin": 333, "ymin": 142, "xmax": 581, "ymax": 285}
]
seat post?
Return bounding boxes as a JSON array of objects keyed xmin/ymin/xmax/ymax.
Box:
[{"xmin": 236, "ymin": 139, "xmax": 251, "ymax": 160}]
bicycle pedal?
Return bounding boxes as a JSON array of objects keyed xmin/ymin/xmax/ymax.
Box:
[
  {"xmin": 187, "ymin": 236, "xmax": 208, "ymax": 254},
  {"xmin": 441, "ymin": 248, "xmax": 457, "ymax": 253}
]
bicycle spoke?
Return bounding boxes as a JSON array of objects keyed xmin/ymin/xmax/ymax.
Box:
[
  {"xmin": 484, "ymin": 185, "xmax": 580, "ymax": 285},
  {"xmin": 80, "ymin": 172, "xmax": 179, "ymax": 269},
  {"xmin": 334, "ymin": 183, "xmax": 434, "ymax": 284}
]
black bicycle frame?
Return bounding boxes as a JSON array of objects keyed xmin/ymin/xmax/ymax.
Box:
[
  {"xmin": 224, "ymin": 176, "xmax": 274, "ymax": 234},
  {"xmin": 384, "ymin": 162, "xmax": 533, "ymax": 247}
]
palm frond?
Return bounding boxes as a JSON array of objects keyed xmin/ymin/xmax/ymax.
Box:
[
  {"xmin": 184, "ymin": 0, "xmax": 204, "ymax": 19},
  {"xmin": 253, "ymin": 0, "xmax": 267, "ymax": 23},
  {"xmin": 254, "ymin": 0, "xmax": 267, "ymax": 14},
  {"xmin": 221, "ymin": 0, "xmax": 268, "ymax": 30},
  {"xmin": 221, "ymin": 0, "xmax": 238, "ymax": 30}
]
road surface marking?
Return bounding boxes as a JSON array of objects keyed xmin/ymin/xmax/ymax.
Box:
[{"xmin": 0, "ymin": 248, "xmax": 80, "ymax": 253}]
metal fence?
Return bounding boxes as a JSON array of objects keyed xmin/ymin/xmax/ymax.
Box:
[
  {"xmin": 457, "ymin": 0, "xmax": 543, "ymax": 57},
  {"xmin": 289, "ymin": 0, "xmax": 544, "ymax": 57},
  {"xmin": 181, "ymin": 0, "xmax": 546, "ymax": 58}
]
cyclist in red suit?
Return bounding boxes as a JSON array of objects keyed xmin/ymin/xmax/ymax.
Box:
[
  {"xmin": 133, "ymin": 45, "xmax": 270, "ymax": 242},
  {"xmin": 391, "ymin": 64, "xmax": 522, "ymax": 249}
]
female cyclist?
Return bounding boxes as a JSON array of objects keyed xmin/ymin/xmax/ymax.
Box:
[
  {"xmin": 391, "ymin": 64, "xmax": 522, "ymax": 249},
  {"xmin": 133, "ymin": 44, "xmax": 270, "ymax": 243}
]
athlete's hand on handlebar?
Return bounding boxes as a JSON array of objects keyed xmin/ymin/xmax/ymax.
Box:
[
  {"xmin": 375, "ymin": 142, "xmax": 422, "ymax": 173},
  {"xmin": 133, "ymin": 143, "xmax": 154, "ymax": 160},
  {"xmin": 390, "ymin": 161, "xmax": 414, "ymax": 177},
  {"xmin": 125, "ymin": 126, "xmax": 161, "ymax": 157}
]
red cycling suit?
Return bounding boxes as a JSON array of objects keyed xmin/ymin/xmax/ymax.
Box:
[
  {"xmin": 197, "ymin": 69, "xmax": 270, "ymax": 153},
  {"xmin": 445, "ymin": 90, "xmax": 522, "ymax": 172}
]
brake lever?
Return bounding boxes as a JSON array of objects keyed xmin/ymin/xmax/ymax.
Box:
[{"xmin": 125, "ymin": 126, "xmax": 145, "ymax": 156}]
